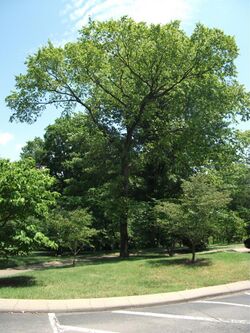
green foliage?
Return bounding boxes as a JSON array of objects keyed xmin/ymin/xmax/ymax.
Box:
[
  {"xmin": 129, "ymin": 201, "xmax": 157, "ymax": 249},
  {"xmin": 237, "ymin": 130, "xmax": 250, "ymax": 164},
  {"xmin": 216, "ymin": 141, "xmax": 250, "ymax": 237},
  {"xmin": 20, "ymin": 137, "xmax": 45, "ymax": 164},
  {"xmin": 231, "ymin": 168, "xmax": 250, "ymax": 235},
  {"xmin": 0, "ymin": 158, "xmax": 58, "ymax": 223},
  {"xmin": 179, "ymin": 172, "xmax": 231, "ymax": 261},
  {"xmin": 0, "ymin": 218, "xmax": 57, "ymax": 256},
  {"xmin": 154, "ymin": 201, "xmax": 182, "ymax": 255},
  {"xmin": 155, "ymin": 172, "xmax": 232, "ymax": 261},
  {"xmin": 216, "ymin": 210, "xmax": 246, "ymax": 244},
  {"xmin": 47, "ymin": 209, "xmax": 97, "ymax": 264},
  {"xmin": 0, "ymin": 158, "xmax": 58, "ymax": 255}
]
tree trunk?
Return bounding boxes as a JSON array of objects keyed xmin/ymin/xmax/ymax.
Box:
[
  {"xmin": 120, "ymin": 218, "xmax": 129, "ymax": 258},
  {"xmin": 191, "ymin": 243, "xmax": 196, "ymax": 263},
  {"xmin": 119, "ymin": 142, "xmax": 130, "ymax": 258},
  {"xmin": 167, "ymin": 240, "xmax": 176, "ymax": 257},
  {"xmin": 72, "ymin": 243, "xmax": 77, "ymax": 266}
]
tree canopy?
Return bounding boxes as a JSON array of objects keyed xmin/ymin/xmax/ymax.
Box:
[{"xmin": 6, "ymin": 18, "xmax": 250, "ymax": 257}]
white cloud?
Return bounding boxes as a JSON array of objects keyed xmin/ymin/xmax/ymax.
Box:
[
  {"xmin": 62, "ymin": 0, "xmax": 200, "ymax": 32},
  {"xmin": 127, "ymin": 0, "xmax": 194, "ymax": 24},
  {"xmin": 0, "ymin": 132, "xmax": 14, "ymax": 145}
]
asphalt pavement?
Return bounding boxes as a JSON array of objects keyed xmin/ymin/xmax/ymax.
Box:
[{"xmin": 1, "ymin": 291, "xmax": 250, "ymax": 333}]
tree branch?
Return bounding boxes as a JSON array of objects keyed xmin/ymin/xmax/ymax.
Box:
[
  {"xmin": 44, "ymin": 68, "xmax": 113, "ymax": 142},
  {"xmin": 115, "ymin": 49, "xmax": 151, "ymax": 88},
  {"xmin": 86, "ymin": 71, "xmax": 127, "ymax": 107},
  {"xmin": 154, "ymin": 66, "xmax": 194, "ymax": 98},
  {"xmin": 0, "ymin": 214, "xmax": 14, "ymax": 228}
]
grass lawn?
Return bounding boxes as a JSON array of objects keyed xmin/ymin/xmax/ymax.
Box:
[{"xmin": 0, "ymin": 252, "xmax": 249, "ymax": 299}]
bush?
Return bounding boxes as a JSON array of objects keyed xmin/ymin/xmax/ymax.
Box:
[{"xmin": 244, "ymin": 238, "xmax": 250, "ymax": 249}]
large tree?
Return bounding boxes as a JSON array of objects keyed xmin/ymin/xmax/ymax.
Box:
[{"xmin": 6, "ymin": 18, "xmax": 250, "ymax": 257}]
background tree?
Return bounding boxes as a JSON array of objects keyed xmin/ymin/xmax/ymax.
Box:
[
  {"xmin": 232, "ymin": 131, "xmax": 250, "ymax": 236},
  {"xmin": 21, "ymin": 113, "xmax": 120, "ymax": 249},
  {"xmin": 216, "ymin": 132, "xmax": 250, "ymax": 238},
  {"xmin": 215, "ymin": 210, "xmax": 245, "ymax": 244},
  {"xmin": 6, "ymin": 18, "xmax": 250, "ymax": 257},
  {"xmin": 128, "ymin": 201, "xmax": 157, "ymax": 249},
  {"xmin": 154, "ymin": 201, "xmax": 182, "ymax": 256},
  {"xmin": 20, "ymin": 137, "xmax": 45, "ymax": 166},
  {"xmin": 233, "ymin": 168, "xmax": 250, "ymax": 236}
]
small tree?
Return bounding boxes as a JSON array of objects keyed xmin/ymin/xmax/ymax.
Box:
[
  {"xmin": 180, "ymin": 172, "xmax": 231, "ymax": 262},
  {"xmin": 0, "ymin": 158, "xmax": 58, "ymax": 256},
  {"xmin": 48, "ymin": 209, "xmax": 97, "ymax": 266}
]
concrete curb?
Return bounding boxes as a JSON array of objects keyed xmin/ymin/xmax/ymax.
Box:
[{"xmin": 0, "ymin": 280, "xmax": 249, "ymax": 313}]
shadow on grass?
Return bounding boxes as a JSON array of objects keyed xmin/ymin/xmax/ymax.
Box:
[
  {"xmin": 0, "ymin": 257, "xmax": 57, "ymax": 269},
  {"xmin": 74, "ymin": 255, "xmax": 169, "ymax": 266},
  {"xmin": 0, "ymin": 275, "xmax": 37, "ymax": 288},
  {"xmin": 0, "ymin": 255, "xmax": 73, "ymax": 269},
  {"xmin": 37, "ymin": 255, "xmax": 212, "ymax": 273},
  {"xmin": 33, "ymin": 255, "xmax": 169, "ymax": 271},
  {"xmin": 147, "ymin": 257, "xmax": 212, "ymax": 268},
  {"xmin": 0, "ymin": 259, "xmax": 16, "ymax": 269},
  {"xmin": 0, "ymin": 254, "xmax": 213, "ymax": 272}
]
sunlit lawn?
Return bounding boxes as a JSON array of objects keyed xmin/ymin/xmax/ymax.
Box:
[{"xmin": 0, "ymin": 252, "xmax": 249, "ymax": 299}]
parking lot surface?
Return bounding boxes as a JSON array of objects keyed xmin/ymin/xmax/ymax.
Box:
[{"xmin": 1, "ymin": 291, "xmax": 249, "ymax": 332}]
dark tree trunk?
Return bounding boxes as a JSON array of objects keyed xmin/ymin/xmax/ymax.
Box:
[
  {"xmin": 191, "ymin": 243, "xmax": 196, "ymax": 263},
  {"xmin": 167, "ymin": 240, "xmax": 176, "ymax": 257},
  {"xmin": 120, "ymin": 218, "xmax": 129, "ymax": 258},
  {"xmin": 119, "ymin": 141, "xmax": 130, "ymax": 258}
]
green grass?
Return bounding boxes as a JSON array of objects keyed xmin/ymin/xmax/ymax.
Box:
[{"xmin": 0, "ymin": 252, "xmax": 249, "ymax": 299}]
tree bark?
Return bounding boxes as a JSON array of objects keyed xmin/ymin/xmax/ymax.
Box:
[
  {"xmin": 120, "ymin": 218, "xmax": 129, "ymax": 258},
  {"xmin": 191, "ymin": 243, "xmax": 196, "ymax": 263},
  {"xmin": 119, "ymin": 141, "xmax": 130, "ymax": 258}
]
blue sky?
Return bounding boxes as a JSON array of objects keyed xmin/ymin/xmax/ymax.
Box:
[{"xmin": 0, "ymin": 0, "xmax": 249, "ymax": 160}]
